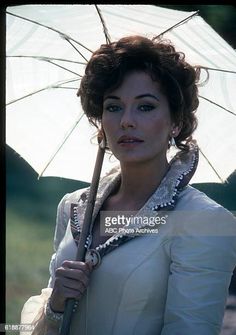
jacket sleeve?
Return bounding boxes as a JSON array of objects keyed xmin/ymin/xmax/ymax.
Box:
[
  {"xmin": 161, "ymin": 207, "xmax": 236, "ymax": 335},
  {"xmin": 47, "ymin": 188, "xmax": 88, "ymax": 287},
  {"xmin": 47, "ymin": 193, "xmax": 71, "ymax": 288},
  {"xmin": 54, "ymin": 193, "xmax": 72, "ymax": 251},
  {"xmin": 20, "ymin": 190, "xmax": 81, "ymax": 335}
]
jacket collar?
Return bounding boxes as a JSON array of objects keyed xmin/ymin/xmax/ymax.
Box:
[{"xmin": 76, "ymin": 141, "xmax": 199, "ymax": 231}]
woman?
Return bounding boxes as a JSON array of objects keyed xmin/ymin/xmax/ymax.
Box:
[{"xmin": 21, "ymin": 36, "xmax": 236, "ymax": 335}]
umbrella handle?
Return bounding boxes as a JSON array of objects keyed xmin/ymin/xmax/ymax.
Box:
[
  {"xmin": 60, "ymin": 299, "xmax": 76, "ymax": 335},
  {"xmin": 60, "ymin": 143, "xmax": 106, "ymax": 335}
]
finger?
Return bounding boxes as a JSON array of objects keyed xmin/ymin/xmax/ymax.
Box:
[
  {"xmin": 85, "ymin": 261, "xmax": 94, "ymax": 272},
  {"xmin": 62, "ymin": 281, "xmax": 87, "ymax": 295},
  {"xmin": 52, "ymin": 277, "xmax": 87, "ymax": 304},
  {"xmin": 55, "ymin": 268, "xmax": 90, "ymax": 288},
  {"xmin": 62, "ymin": 260, "xmax": 91, "ymax": 276},
  {"xmin": 60, "ymin": 275, "xmax": 89, "ymax": 292},
  {"xmin": 61, "ymin": 286, "xmax": 84, "ymax": 300}
]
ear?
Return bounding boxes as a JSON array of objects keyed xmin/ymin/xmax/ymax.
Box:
[
  {"xmin": 97, "ymin": 127, "xmax": 107, "ymax": 149},
  {"xmin": 170, "ymin": 122, "xmax": 182, "ymax": 138}
]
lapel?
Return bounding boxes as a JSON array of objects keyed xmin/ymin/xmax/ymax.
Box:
[{"xmin": 71, "ymin": 141, "xmax": 199, "ymax": 253}]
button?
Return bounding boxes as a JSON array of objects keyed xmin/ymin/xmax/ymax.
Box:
[{"xmin": 85, "ymin": 249, "xmax": 101, "ymax": 268}]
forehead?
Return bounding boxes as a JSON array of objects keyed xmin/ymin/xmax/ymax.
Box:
[{"xmin": 106, "ymin": 71, "xmax": 162, "ymax": 97}]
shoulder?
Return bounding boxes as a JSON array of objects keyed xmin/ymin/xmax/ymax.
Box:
[
  {"xmin": 169, "ymin": 187, "xmax": 236, "ymax": 273},
  {"xmin": 177, "ymin": 185, "xmax": 233, "ymax": 213},
  {"xmin": 178, "ymin": 184, "xmax": 236, "ymax": 222},
  {"xmin": 59, "ymin": 187, "xmax": 90, "ymax": 206},
  {"xmin": 54, "ymin": 187, "xmax": 89, "ymax": 250},
  {"xmin": 172, "ymin": 185, "xmax": 236, "ymax": 240},
  {"xmin": 56, "ymin": 187, "xmax": 89, "ymax": 220},
  {"xmin": 59, "ymin": 166, "xmax": 121, "ymax": 208},
  {"xmin": 56, "ymin": 185, "xmax": 91, "ymax": 221},
  {"xmin": 57, "ymin": 166, "xmax": 120, "ymax": 218}
]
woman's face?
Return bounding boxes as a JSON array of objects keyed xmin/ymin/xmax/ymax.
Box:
[{"xmin": 102, "ymin": 71, "xmax": 178, "ymax": 166}]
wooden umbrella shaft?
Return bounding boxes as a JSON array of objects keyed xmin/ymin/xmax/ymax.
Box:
[{"xmin": 60, "ymin": 143, "xmax": 106, "ymax": 335}]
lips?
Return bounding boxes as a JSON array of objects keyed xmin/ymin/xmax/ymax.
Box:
[{"xmin": 117, "ymin": 135, "xmax": 144, "ymax": 144}]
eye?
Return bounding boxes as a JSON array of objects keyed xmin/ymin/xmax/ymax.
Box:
[
  {"xmin": 104, "ymin": 104, "xmax": 122, "ymax": 113},
  {"xmin": 138, "ymin": 104, "xmax": 155, "ymax": 112}
]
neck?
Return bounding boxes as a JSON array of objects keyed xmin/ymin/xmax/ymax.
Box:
[{"xmin": 117, "ymin": 157, "xmax": 169, "ymax": 206}]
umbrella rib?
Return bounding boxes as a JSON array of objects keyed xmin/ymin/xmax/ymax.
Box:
[
  {"xmin": 95, "ymin": 5, "xmax": 111, "ymax": 44},
  {"xmin": 199, "ymin": 66, "xmax": 236, "ymax": 74},
  {"xmin": 199, "ymin": 95, "xmax": 236, "ymax": 116},
  {"xmin": 7, "ymin": 55, "xmax": 87, "ymax": 65},
  {"xmin": 6, "ymin": 11, "xmax": 93, "ymax": 54},
  {"xmin": 58, "ymin": 78, "xmax": 81, "ymax": 85},
  {"xmin": 44, "ymin": 59, "xmax": 82, "ymax": 77},
  {"xmin": 38, "ymin": 114, "xmax": 85, "ymax": 178},
  {"xmin": 198, "ymin": 147, "xmax": 224, "ymax": 183},
  {"xmin": 7, "ymin": 86, "xmax": 53, "ymax": 105},
  {"xmin": 54, "ymin": 87, "xmax": 78, "ymax": 90},
  {"xmin": 6, "ymin": 78, "xmax": 80, "ymax": 105},
  {"xmin": 62, "ymin": 37, "xmax": 89, "ymax": 62},
  {"xmin": 156, "ymin": 11, "xmax": 199, "ymax": 37}
]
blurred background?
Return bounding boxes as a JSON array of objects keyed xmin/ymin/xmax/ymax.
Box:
[{"xmin": 6, "ymin": 4, "xmax": 236, "ymax": 332}]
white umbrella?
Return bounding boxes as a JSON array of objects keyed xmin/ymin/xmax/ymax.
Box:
[{"xmin": 6, "ymin": 4, "xmax": 236, "ymax": 183}]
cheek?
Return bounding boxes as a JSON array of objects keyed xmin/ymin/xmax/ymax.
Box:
[
  {"xmin": 101, "ymin": 114, "xmax": 109, "ymax": 133},
  {"xmin": 102, "ymin": 114, "xmax": 116, "ymax": 142},
  {"xmin": 148, "ymin": 117, "xmax": 171, "ymax": 138},
  {"xmin": 102, "ymin": 111, "xmax": 120, "ymax": 127}
]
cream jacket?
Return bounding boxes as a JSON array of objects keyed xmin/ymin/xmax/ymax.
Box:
[{"xmin": 21, "ymin": 148, "xmax": 236, "ymax": 335}]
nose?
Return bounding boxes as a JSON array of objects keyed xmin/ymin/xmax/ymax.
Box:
[{"xmin": 120, "ymin": 108, "xmax": 136, "ymax": 130}]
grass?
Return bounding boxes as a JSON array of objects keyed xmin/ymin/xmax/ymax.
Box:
[{"xmin": 6, "ymin": 207, "xmax": 54, "ymax": 324}]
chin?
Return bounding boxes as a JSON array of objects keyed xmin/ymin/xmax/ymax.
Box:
[
  {"xmin": 116, "ymin": 153, "xmax": 158, "ymax": 165},
  {"xmin": 114, "ymin": 148, "xmax": 168, "ymax": 166}
]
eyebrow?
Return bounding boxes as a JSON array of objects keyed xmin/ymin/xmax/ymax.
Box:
[
  {"xmin": 136, "ymin": 94, "xmax": 159, "ymax": 101},
  {"xmin": 104, "ymin": 95, "xmax": 120, "ymax": 101},
  {"xmin": 104, "ymin": 94, "xmax": 160, "ymax": 101}
]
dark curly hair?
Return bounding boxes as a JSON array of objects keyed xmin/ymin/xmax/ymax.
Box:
[{"xmin": 78, "ymin": 35, "xmax": 202, "ymax": 151}]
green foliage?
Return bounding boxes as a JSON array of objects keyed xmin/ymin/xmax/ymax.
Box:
[
  {"xmin": 6, "ymin": 208, "xmax": 54, "ymax": 324},
  {"xmin": 158, "ymin": 5, "xmax": 236, "ymax": 47}
]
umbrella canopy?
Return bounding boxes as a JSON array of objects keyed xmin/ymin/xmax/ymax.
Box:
[{"xmin": 6, "ymin": 4, "xmax": 236, "ymax": 183}]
